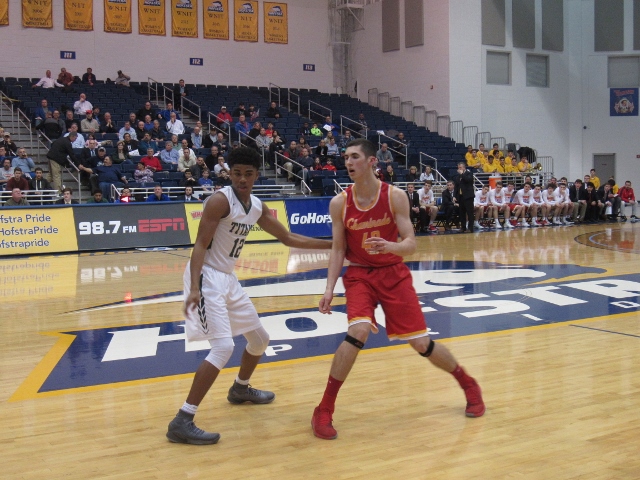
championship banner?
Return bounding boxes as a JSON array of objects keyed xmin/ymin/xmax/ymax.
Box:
[
  {"xmin": 234, "ymin": 0, "xmax": 257, "ymax": 42},
  {"xmin": 0, "ymin": 208, "xmax": 78, "ymax": 256},
  {"xmin": 264, "ymin": 2, "xmax": 287, "ymax": 44},
  {"xmin": 104, "ymin": 0, "xmax": 132, "ymax": 33},
  {"xmin": 171, "ymin": 0, "xmax": 197, "ymax": 37},
  {"xmin": 64, "ymin": 0, "xmax": 93, "ymax": 31},
  {"xmin": 138, "ymin": 0, "xmax": 165, "ymax": 36},
  {"xmin": 22, "ymin": 0, "xmax": 52, "ymax": 28},
  {"xmin": 0, "ymin": 0, "xmax": 8, "ymax": 26},
  {"xmin": 610, "ymin": 88, "xmax": 638, "ymax": 116},
  {"xmin": 203, "ymin": 0, "xmax": 229, "ymax": 40}
]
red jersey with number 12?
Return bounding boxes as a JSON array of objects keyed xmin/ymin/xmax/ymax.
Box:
[{"xmin": 343, "ymin": 181, "xmax": 402, "ymax": 267}]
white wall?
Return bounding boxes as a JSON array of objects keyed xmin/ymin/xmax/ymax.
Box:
[
  {"xmin": 351, "ymin": 0, "xmax": 450, "ymax": 115},
  {"xmin": 0, "ymin": 0, "xmax": 333, "ymax": 90}
]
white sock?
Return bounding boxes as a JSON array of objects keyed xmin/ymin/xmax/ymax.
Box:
[
  {"xmin": 181, "ymin": 402, "xmax": 198, "ymax": 415},
  {"xmin": 235, "ymin": 376, "xmax": 250, "ymax": 386}
]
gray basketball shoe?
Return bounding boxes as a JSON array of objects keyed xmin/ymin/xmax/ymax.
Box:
[
  {"xmin": 227, "ymin": 383, "xmax": 275, "ymax": 404},
  {"xmin": 166, "ymin": 411, "xmax": 220, "ymax": 445}
]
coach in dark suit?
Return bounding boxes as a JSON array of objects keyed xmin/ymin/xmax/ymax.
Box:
[
  {"xmin": 406, "ymin": 183, "xmax": 421, "ymax": 225},
  {"xmin": 173, "ymin": 79, "xmax": 189, "ymax": 108},
  {"xmin": 453, "ymin": 162, "xmax": 475, "ymax": 232},
  {"xmin": 440, "ymin": 179, "xmax": 459, "ymax": 231}
]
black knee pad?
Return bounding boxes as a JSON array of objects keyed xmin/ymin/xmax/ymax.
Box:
[
  {"xmin": 419, "ymin": 339, "xmax": 435, "ymax": 358},
  {"xmin": 344, "ymin": 334, "xmax": 365, "ymax": 349}
]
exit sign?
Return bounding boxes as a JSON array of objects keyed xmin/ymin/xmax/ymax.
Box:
[
  {"xmin": 60, "ymin": 51, "xmax": 76, "ymax": 60},
  {"xmin": 190, "ymin": 58, "xmax": 203, "ymax": 66},
  {"xmin": 303, "ymin": 64, "xmax": 315, "ymax": 72}
]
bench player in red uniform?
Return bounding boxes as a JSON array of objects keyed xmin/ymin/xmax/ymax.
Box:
[{"xmin": 311, "ymin": 139, "xmax": 485, "ymax": 440}]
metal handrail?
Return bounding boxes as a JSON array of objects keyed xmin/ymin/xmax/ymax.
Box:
[
  {"xmin": 288, "ymin": 90, "xmax": 300, "ymax": 116},
  {"xmin": 148, "ymin": 77, "xmax": 160, "ymax": 105},
  {"xmin": 490, "ymin": 137, "xmax": 507, "ymax": 149},
  {"xmin": 181, "ymin": 96, "xmax": 201, "ymax": 121},
  {"xmin": 308, "ymin": 100, "xmax": 332, "ymax": 122},
  {"xmin": 206, "ymin": 111, "xmax": 231, "ymax": 140},
  {"xmin": 274, "ymin": 150, "xmax": 305, "ymax": 186},
  {"xmin": 419, "ymin": 152, "xmax": 439, "ymax": 177},
  {"xmin": 269, "ymin": 83, "xmax": 281, "ymax": 106},
  {"xmin": 148, "ymin": 77, "xmax": 175, "ymax": 108},
  {"xmin": 339, "ymin": 115, "xmax": 367, "ymax": 140},
  {"xmin": 0, "ymin": 189, "xmax": 59, "ymax": 204},
  {"xmin": 236, "ymin": 130, "xmax": 268, "ymax": 176},
  {"xmin": 16, "ymin": 107, "xmax": 34, "ymax": 154},
  {"xmin": 376, "ymin": 132, "xmax": 407, "ymax": 168}
]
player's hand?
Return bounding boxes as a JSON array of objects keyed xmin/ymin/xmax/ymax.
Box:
[
  {"xmin": 183, "ymin": 289, "xmax": 200, "ymax": 316},
  {"xmin": 364, "ymin": 236, "xmax": 392, "ymax": 254},
  {"xmin": 319, "ymin": 292, "xmax": 333, "ymax": 314}
]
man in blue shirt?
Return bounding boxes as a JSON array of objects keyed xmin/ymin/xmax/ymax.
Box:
[
  {"xmin": 85, "ymin": 156, "xmax": 128, "ymax": 200},
  {"xmin": 235, "ymin": 115, "xmax": 250, "ymax": 137},
  {"xmin": 146, "ymin": 185, "xmax": 171, "ymax": 202},
  {"xmin": 11, "ymin": 148, "xmax": 36, "ymax": 178},
  {"xmin": 158, "ymin": 102, "xmax": 181, "ymax": 122},
  {"xmin": 159, "ymin": 141, "xmax": 179, "ymax": 165}
]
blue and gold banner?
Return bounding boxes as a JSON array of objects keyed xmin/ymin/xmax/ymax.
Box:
[
  {"xmin": 264, "ymin": 2, "xmax": 287, "ymax": 44},
  {"xmin": 610, "ymin": 88, "xmax": 638, "ymax": 116},
  {"xmin": 171, "ymin": 0, "xmax": 198, "ymax": 38},
  {"xmin": 0, "ymin": 0, "xmax": 8, "ymax": 26},
  {"xmin": 138, "ymin": 0, "xmax": 165, "ymax": 36},
  {"xmin": 203, "ymin": 0, "xmax": 229, "ymax": 39},
  {"xmin": 104, "ymin": 0, "xmax": 132, "ymax": 33},
  {"xmin": 234, "ymin": 0, "xmax": 257, "ymax": 42},
  {"xmin": 22, "ymin": 0, "xmax": 53, "ymax": 28},
  {"xmin": 64, "ymin": 0, "xmax": 93, "ymax": 31}
]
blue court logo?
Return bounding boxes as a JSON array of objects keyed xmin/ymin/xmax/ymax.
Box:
[{"xmin": 14, "ymin": 262, "xmax": 640, "ymax": 399}]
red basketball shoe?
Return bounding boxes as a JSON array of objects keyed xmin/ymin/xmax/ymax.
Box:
[
  {"xmin": 311, "ymin": 406, "xmax": 338, "ymax": 439},
  {"xmin": 462, "ymin": 379, "xmax": 486, "ymax": 418}
]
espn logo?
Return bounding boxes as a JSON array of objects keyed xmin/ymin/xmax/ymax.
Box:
[{"xmin": 138, "ymin": 218, "xmax": 185, "ymax": 233}]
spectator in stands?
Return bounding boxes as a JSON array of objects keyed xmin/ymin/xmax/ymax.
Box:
[
  {"xmin": 406, "ymin": 165, "xmax": 419, "ymax": 182},
  {"xmin": 64, "ymin": 110, "xmax": 80, "ymax": 132},
  {"xmin": 137, "ymin": 102, "xmax": 155, "ymax": 122},
  {"xmin": 0, "ymin": 158, "xmax": 13, "ymax": 188},
  {"xmin": 87, "ymin": 190, "xmax": 109, "ymax": 204},
  {"xmin": 178, "ymin": 148, "xmax": 196, "ymax": 172},
  {"xmin": 598, "ymin": 181, "xmax": 621, "ymax": 221},
  {"xmin": 394, "ymin": 132, "xmax": 407, "ymax": 151},
  {"xmin": 118, "ymin": 121, "xmax": 137, "ymax": 141},
  {"xmin": 179, "ymin": 170, "xmax": 199, "ymax": 188},
  {"xmin": 293, "ymin": 148, "xmax": 314, "ymax": 184},
  {"xmin": 133, "ymin": 120, "xmax": 147, "ymax": 140},
  {"xmin": 64, "ymin": 124, "xmax": 85, "ymax": 148},
  {"xmin": 213, "ymin": 132, "xmax": 229, "ymax": 154},
  {"xmin": 88, "ymin": 156, "xmax": 129, "ymax": 199},
  {"xmin": 339, "ymin": 130, "xmax": 353, "ymax": 149},
  {"xmin": 81, "ymin": 110, "xmax": 99, "ymax": 134},
  {"xmin": 299, "ymin": 122, "xmax": 311, "ymax": 138},
  {"xmin": 439, "ymin": 180, "xmax": 458, "ymax": 231},
  {"xmin": 73, "ymin": 94, "xmax": 93, "ymax": 116},
  {"xmin": 41, "ymin": 110, "xmax": 65, "ymax": 139},
  {"xmin": 204, "ymin": 146, "xmax": 220, "ymax": 170},
  {"xmin": 217, "ymin": 170, "xmax": 232, "ymax": 187},
  {"xmin": 266, "ymin": 102, "xmax": 281, "ymax": 120},
  {"xmin": 173, "ymin": 79, "xmax": 189, "ymax": 108},
  {"xmin": 517, "ymin": 156, "xmax": 532, "ymax": 174},
  {"xmin": 190, "ymin": 126, "xmax": 204, "ymax": 150},
  {"xmin": 323, "ymin": 158, "xmax": 337, "ymax": 172},
  {"xmin": 490, "ymin": 143, "xmax": 501, "ymax": 160},
  {"xmin": 81, "ymin": 68, "xmax": 96, "ymax": 86},
  {"xmin": 166, "ymin": 112, "xmax": 185, "ymax": 135},
  {"xmin": 47, "ymin": 132, "xmax": 76, "ymax": 191},
  {"xmin": 569, "ymin": 179, "xmax": 587, "ymax": 223},
  {"xmin": 357, "ymin": 112, "xmax": 368, "ymax": 130},
  {"xmin": 30, "ymin": 168, "xmax": 52, "ymax": 192},
  {"xmin": 140, "ymin": 148, "xmax": 163, "ymax": 172},
  {"xmin": 216, "ymin": 106, "xmax": 232, "ymax": 128},
  {"xmin": 495, "ymin": 157, "xmax": 507, "ymax": 174},
  {"xmin": 310, "ymin": 123, "xmax": 323, "ymax": 137},
  {"xmin": 79, "ymin": 141, "xmax": 101, "ymax": 184},
  {"xmin": 198, "ymin": 168, "xmax": 214, "ymax": 191},
  {"xmin": 232, "ymin": 102, "xmax": 246, "ymax": 118},
  {"xmin": 116, "ymin": 187, "xmax": 134, "ymax": 203},
  {"xmin": 121, "ymin": 133, "xmax": 139, "ymax": 155},
  {"xmin": 382, "ymin": 164, "xmax": 397, "ymax": 184},
  {"xmin": 235, "ymin": 114, "xmax": 250, "ymax": 138},
  {"xmin": 589, "ymin": 169, "xmax": 601, "ymax": 189},
  {"xmin": 178, "ymin": 186, "xmax": 199, "ymax": 202},
  {"xmin": 98, "ymin": 112, "xmax": 116, "ymax": 134},
  {"xmin": 138, "ymin": 132, "xmax": 154, "ymax": 156},
  {"xmin": 180, "ymin": 138, "xmax": 195, "ymax": 155},
  {"xmin": 322, "ymin": 116, "xmax": 338, "ymax": 137},
  {"xmin": 34, "ymin": 99, "xmax": 53, "ymax": 129},
  {"xmin": 311, "ymin": 157, "xmax": 323, "ymax": 171},
  {"xmin": 160, "ymin": 141, "xmax": 179, "ymax": 166},
  {"xmin": 134, "ymin": 161, "xmax": 154, "ymax": 184},
  {"xmin": 418, "ymin": 181, "xmax": 438, "ymax": 232},
  {"xmin": 33, "ymin": 70, "xmax": 64, "ymax": 89},
  {"xmin": 190, "ymin": 156, "xmax": 207, "ymax": 180},
  {"xmin": 2, "ymin": 133, "xmax": 18, "ymax": 156},
  {"xmin": 376, "ymin": 143, "xmax": 393, "ymax": 163},
  {"xmin": 147, "ymin": 185, "xmax": 171, "ymax": 202},
  {"xmin": 282, "ymin": 141, "xmax": 299, "ymax": 181},
  {"xmin": 584, "ymin": 182, "xmax": 599, "ymax": 223},
  {"xmin": 158, "ymin": 102, "xmax": 180, "ymax": 122},
  {"xmin": 6, "ymin": 167, "xmax": 29, "ymax": 192},
  {"xmin": 256, "ymin": 128, "xmax": 272, "ymax": 161},
  {"xmin": 213, "ymin": 155, "xmax": 230, "ymax": 178},
  {"xmin": 57, "ymin": 68, "xmax": 74, "ymax": 88},
  {"xmin": 465, "ymin": 148, "xmax": 481, "ymax": 169},
  {"xmin": 314, "ymin": 139, "xmax": 328, "ymax": 162},
  {"xmin": 476, "ymin": 143, "xmax": 487, "ymax": 164},
  {"xmin": 419, "ymin": 165, "xmax": 434, "ymax": 182},
  {"xmin": 618, "ymin": 180, "xmax": 637, "ymax": 220},
  {"xmin": 0, "ymin": 145, "xmax": 5, "ymax": 163},
  {"xmin": 482, "ymin": 155, "xmax": 498, "ymax": 173},
  {"xmin": 112, "ymin": 141, "xmax": 131, "ymax": 164},
  {"xmin": 4, "ymin": 187, "xmax": 29, "ymax": 207},
  {"xmin": 149, "ymin": 120, "xmax": 164, "ymax": 141},
  {"xmin": 12, "ymin": 148, "xmax": 35, "ymax": 177},
  {"xmin": 115, "ymin": 70, "xmax": 131, "ymax": 87},
  {"xmin": 326, "ymin": 138, "xmax": 340, "ymax": 160},
  {"xmin": 55, "ymin": 187, "xmax": 79, "ymax": 205},
  {"xmin": 143, "ymin": 115, "xmax": 154, "ymax": 131}
]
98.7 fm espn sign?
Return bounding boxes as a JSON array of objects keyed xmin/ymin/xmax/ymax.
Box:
[{"xmin": 74, "ymin": 204, "xmax": 190, "ymax": 250}]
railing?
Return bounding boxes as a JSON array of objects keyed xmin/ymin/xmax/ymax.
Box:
[
  {"xmin": 339, "ymin": 115, "xmax": 367, "ymax": 140},
  {"xmin": 537, "ymin": 156, "xmax": 554, "ymax": 175},
  {"xmin": 400, "ymin": 101, "xmax": 413, "ymax": 122},
  {"xmin": 436, "ymin": 115, "xmax": 450, "ymax": 138},
  {"xmin": 111, "ymin": 183, "xmax": 298, "ymax": 201},
  {"xmin": 425, "ymin": 110, "xmax": 438, "ymax": 132},
  {"xmin": 274, "ymin": 151, "xmax": 305, "ymax": 188},
  {"xmin": 16, "ymin": 107, "xmax": 34, "ymax": 153},
  {"xmin": 390, "ymin": 96, "xmax": 401, "ymax": 116},
  {"xmin": 269, "ymin": 83, "xmax": 281, "ymax": 106},
  {"xmin": 368, "ymin": 88, "xmax": 378, "ymax": 107},
  {"xmin": 181, "ymin": 96, "xmax": 201, "ymax": 121},
  {"xmin": 376, "ymin": 132, "xmax": 407, "ymax": 168},
  {"xmin": 491, "ymin": 137, "xmax": 507, "ymax": 149},
  {"xmin": 450, "ymin": 120, "xmax": 463, "ymax": 144},
  {"xmin": 308, "ymin": 100, "xmax": 332, "ymax": 123},
  {"xmin": 463, "ymin": 126, "xmax": 478, "ymax": 147},
  {"xmin": 419, "ymin": 152, "xmax": 439, "ymax": 177},
  {"xmin": 0, "ymin": 190, "xmax": 59, "ymax": 204},
  {"xmin": 288, "ymin": 90, "xmax": 300, "ymax": 116},
  {"xmin": 413, "ymin": 106, "xmax": 426, "ymax": 127},
  {"xmin": 206, "ymin": 111, "xmax": 231, "ymax": 140},
  {"xmin": 237, "ymin": 131, "xmax": 268, "ymax": 176},
  {"xmin": 378, "ymin": 92, "xmax": 390, "ymax": 112},
  {"xmin": 148, "ymin": 77, "xmax": 174, "ymax": 107},
  {"xmin": 476, "ymin": 131, "xmax": 491, "ymax": 149}
]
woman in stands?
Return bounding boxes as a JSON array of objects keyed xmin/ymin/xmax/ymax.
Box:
[
  {"xmin": 113, "ymin": 141, "xmax": 131, "ymax": 164},
  {"xmin": 312, "ymin": 157, "xmax": 323, "ymax": 171},
  {"xmin": 134, "ymin": 161, "xmax": 154, "ymax": 184}
]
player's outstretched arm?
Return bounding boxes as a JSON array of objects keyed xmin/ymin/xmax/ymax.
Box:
[
  {"xmin": 320, "ymin": 194, "xmax": 347, "ymax": 314},
  {"xmin": 184, "ymin": 193, "xmax": 229, "ymax": 316},
  {"xmin": 256, "ymin": 203, "xmax": 332, "ymax": 250}
]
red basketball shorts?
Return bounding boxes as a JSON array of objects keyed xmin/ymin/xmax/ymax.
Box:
[{"xmin": 342, "ymin": 263, "xmax": 428, "ymax": 340}]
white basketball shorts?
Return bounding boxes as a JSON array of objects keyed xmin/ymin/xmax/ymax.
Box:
[{"xmin": 183, "ymin": 262, "xmax": 261, "ymax": 342}]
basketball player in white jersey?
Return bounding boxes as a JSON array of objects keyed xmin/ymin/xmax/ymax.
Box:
[
  {"xmin": 488, "ymin": 181, "xmax": 513, "ymax": 229},
  {"xmin": 167, "ymin": 147, "xmax": 332, "ymax": 445}
]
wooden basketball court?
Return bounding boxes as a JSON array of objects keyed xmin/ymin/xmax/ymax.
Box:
[{"xmin": 2, "ymin": 223, "xmax": 639, "ymax": 479}]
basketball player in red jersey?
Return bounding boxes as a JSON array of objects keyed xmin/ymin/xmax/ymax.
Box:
[{"xmin": 311, "ymin": 139, "xmax": 485, "ymax": 440}]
